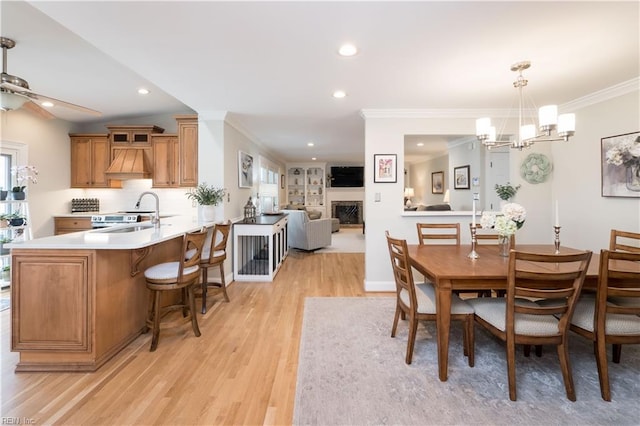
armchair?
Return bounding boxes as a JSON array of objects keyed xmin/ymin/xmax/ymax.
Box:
[{"xmin": 282, "ymin": 209, "xmax": 332, "ymax": 251}]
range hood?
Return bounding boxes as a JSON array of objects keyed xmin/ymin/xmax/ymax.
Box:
[{"xmin": 105, "ymin": 149, "xmax": 152, "ymax": 180}]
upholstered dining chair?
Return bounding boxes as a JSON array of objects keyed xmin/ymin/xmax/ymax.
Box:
[
  {"xmin": 385, "ymin": 231, "xmax": 475, "ymax": 367},
  {"xmin": 416, "ymin": 223, "xmax": 460, "ymax": 245},
  {"xmin": 467, "ymin": 249, "xmax": 592, "ymax": 401},
  {"xmin": 144, "ymin": 228, "xmax": 208, "ymax": 351},
  {"xmin": 199, "ymin": 221, "xmax": 232, "ymax": 314},
  {"xmin": 569, "ymin": 249, "xmax": 640, "ymax": 401}
]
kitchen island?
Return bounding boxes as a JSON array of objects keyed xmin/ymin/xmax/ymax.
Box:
[{"xmin": 7, "ymin": 216, "xmax": 210, "ymax": 372}]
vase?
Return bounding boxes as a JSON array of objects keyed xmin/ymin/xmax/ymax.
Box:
[
  {"xmin": 11, "ymin": 191, "xmax": 26, "ymax": 200},
  {"xmin": 0, "ymin": 190, "xmax": 7, "ymax": 201},
  {"xmin": 198, "ymin": 204, "xmax": 223, "ymax": 223},
  {"xmin": 498, "ymin": 235, "xmax": 511, "ymax": 257},
  {"xmin": 626, "ymin": 164, "xmax": 640, "ymax": 192}
]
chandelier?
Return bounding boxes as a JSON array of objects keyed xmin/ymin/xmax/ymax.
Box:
[{"xmin": 475, "ymin": 61, "xmax": 575, "ymax": 150}]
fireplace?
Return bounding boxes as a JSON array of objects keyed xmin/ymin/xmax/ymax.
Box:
[{"xmin": 331, "ymin": 201, "xmax": 363, "ymax": 225}]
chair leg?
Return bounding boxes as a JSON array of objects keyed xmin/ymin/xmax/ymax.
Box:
[
  {"xmin": 595, "ymin": 337, "xmax": 611, "ymax": 401},
  {"xmin": 556, "ymin": 342, "xmax": 576, "ymax": 401},
  {"xmin": 219, "ymin": 263, "xmax": 230, "ymax": 302},
  {"xmin": 535, "ymin": 345, "xmax": 543, "ymax": 357},
  {"xmin": 612, "ymin": 344, "xmax": 622, "ymax": 364},
  {"xmin": 391, "ymin": 304, "xmax": 401, "ymax": 337},
  {"xmin": 466, "ymin": 316, "xmax": 475, "ymax": 367},
  {"xmin": 524, "ymin": 344, "xmax": 531, "ymax": 357},
  {"xmin": 201, "ymin": 266, "xmax": 209, "ymax": 314},
  {"xmin": 150, "ymin": 290, "xmax": 161, "ymax": 352},
  {"xmin": 406, "ymin": 313, "xmax": 418, "ymax": 365},
  {"xmin": 188, "ymin": 284, "xmax": 201, "ymax": 338},
  {"xmin": 506, "ymin": 339, "xmax": 517, "ymax": 401}
]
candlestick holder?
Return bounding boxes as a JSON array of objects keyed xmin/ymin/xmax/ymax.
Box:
[
  {"xmin": 554, "ymin": 226, "xmax": 561, "ymax": 254},
  {"xmin": 468, "ymin": 225, "xmax": 479, "ymax": 259}
]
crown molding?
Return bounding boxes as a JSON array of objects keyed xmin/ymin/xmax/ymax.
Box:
[{"xmin": 561, "ymin": 77, "xmax": 639, "ymax": 112}]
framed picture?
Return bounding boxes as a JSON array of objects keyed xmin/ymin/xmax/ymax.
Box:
[
  {"xmin": 431, "ymin": 171, "xmax": 444, "ymax": 194},
  {"xmin": 373, "ymin": 154, "xmax": 397, "ymax": 183},
  {"xmin": 453, "ymin": 165, "xmax": 470, "ymax": 190},
  {"xmin": 601, "ymin": 131, "xmax": 640, "ymax": 197},
  {"xmin": 238, "ymin": 151, "xmax": 254, "ymax": 188}
]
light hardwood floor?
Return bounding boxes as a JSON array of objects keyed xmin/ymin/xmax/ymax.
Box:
[{"xmin": 2, "ymin": 251, "xmax": 386, "ymax": 425}]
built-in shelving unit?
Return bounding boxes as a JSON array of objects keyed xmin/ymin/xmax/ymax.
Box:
[{"xmin": 286, "ymin": 163, "xmax": 326, "ymax": 217}]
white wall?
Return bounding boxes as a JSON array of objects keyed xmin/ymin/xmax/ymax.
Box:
[{"xmin": 362, "ymin": 88, "xmax": 640, "ymax": 292}]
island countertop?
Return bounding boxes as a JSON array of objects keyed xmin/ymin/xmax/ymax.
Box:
[{"xmin": 7, "ymin": 215, "xmax": 212, "ymax": 250}]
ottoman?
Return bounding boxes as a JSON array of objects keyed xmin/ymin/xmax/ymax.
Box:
[{"xmin": 331, "ymin": 218, "xmax": 340, "ymax": 233}]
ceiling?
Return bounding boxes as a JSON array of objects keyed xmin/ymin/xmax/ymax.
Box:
[{"xmin": 2, "ymin": 1, "xmax": 638, "ymax": 164}]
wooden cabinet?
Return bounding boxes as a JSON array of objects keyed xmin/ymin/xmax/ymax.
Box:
[
  {"xmin": 54, "ymin": 217, "xmax": 93, "ymax": 235},
  {"xmin": 70, "ymin": 134, "xmax": 119, "ymax": 188},
  {"xmin": 106, "ymin": 125, "xmax": 164, "ymax": 147},
  {"xmin": 151, "ymin": 135, "xmax": 179, "ymax": 187},
  {"xmin": 233, "ymin": 215, "xmax": 288, "ymax": 282},
  {"xmin": 151, "ymin": 115, "xmax": 198, "ymax": 188}
]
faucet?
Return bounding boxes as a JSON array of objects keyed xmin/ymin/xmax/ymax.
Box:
[{"xmin": 135, "ymin": 191, "xmax": 161, "ymax": 229}]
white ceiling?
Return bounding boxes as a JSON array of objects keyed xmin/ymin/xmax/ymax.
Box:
[{"xmin": 2, "ymin": 1, "xmax": 639, "ymax": 163}]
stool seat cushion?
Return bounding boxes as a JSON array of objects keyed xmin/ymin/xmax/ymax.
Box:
[
  {"xmin": 145, "ymin": 261, "xmax": 199, "ymax": 280},
  {"xmin": 201, "ymin": 249, "xmax": 226, "ymax": 263}
]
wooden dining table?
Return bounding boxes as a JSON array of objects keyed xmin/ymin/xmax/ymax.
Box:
[{"xmin": 406, "ymin": 244, "xmax": 604, "ymax": 382}]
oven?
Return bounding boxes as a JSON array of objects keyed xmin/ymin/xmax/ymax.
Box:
[{"xmin": 91, "ymin": 214, "xmax": 141, "ymax": 229}]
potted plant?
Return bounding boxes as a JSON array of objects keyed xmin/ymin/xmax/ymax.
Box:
[
  {"xmin": 1, "ymin": 265, "xmax": 9, "ymax": 281},
  {"xmin": 0, "ymin": 213, "xmax": 9, "ymax": 228},
  {"xmin": 10, "ymin": 165, "xmax": 38, "ymax": 200},
  {"xmin": 7, "ymin": 212, "xmax": 26, "ymax": 227},
  {"xmin": 494, "ymin": 182, "xmax": 521, "ymax": 202},
  {"xmin": 186, "ymin": 183, "xmax": 226, "ymax": 223},
  {"xmin": 0, "ymin": 188, "xmax": 7, "ymax": 201},
  {"xmin": 0, "ymin": 237, "xmax": 11, "ymax": 255}
]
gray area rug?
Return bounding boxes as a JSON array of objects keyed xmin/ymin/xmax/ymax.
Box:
[{"xmin": 294, "ymin": 297, "xmax": 639, "ymax": 425}]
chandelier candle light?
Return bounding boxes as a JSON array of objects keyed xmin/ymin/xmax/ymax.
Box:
[{"xmin": 476, "ymin": 61, "xmax": 576, "ymax": 150}]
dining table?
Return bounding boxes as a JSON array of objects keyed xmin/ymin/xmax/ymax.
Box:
[{"xmin": 406, "ymin": 243, "xmax": 606, "ymax": 382}]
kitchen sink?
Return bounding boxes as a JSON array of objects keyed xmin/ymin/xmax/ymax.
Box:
[{"xmin": 97, "ymin": 223, "xmax": 169, "ymax": 234}]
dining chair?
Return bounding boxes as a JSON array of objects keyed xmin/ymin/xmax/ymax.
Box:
[
  {"xmin": 569, "ymin": 249, "xmax": 640, "ymax": 401},
  {"xmin": 609, "ymin": 229, "xmax": 640, "ymax": 253},
  {"xmin": 469, "ymin": 223, "xmax": 515, "ymax": 298},
  {"xmin": 143, "ymin": 228, "xmax": 208, "ymax": 351},
  {"xmin": 199, "ymin": 221, "xmax": 232, "ymax": 314},
  {"xmin": 467, "ymin": 249, "xmax": 592, "ymax": 401},
  {"xmin": 416, "ymin": 223, "xmax": 460, "ymax": 245},
  {"xmin": 385, "ymin": 231, "xmax": 475, "ymax": 367}
]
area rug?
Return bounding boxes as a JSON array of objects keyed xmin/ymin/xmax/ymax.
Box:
[
  {"xmin": 294, "ymin": 297, "xmax": 639, "ymax": 425},
  {"xmin": 316, "ymin": 228, "xmax": 365, "ymax": 253}
]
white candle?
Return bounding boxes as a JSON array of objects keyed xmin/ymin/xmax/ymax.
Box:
[
  {"xmin": 555, "ymin": 200, "xmax": 559, "ymax": 227},
  {"xmin": 472, "ymin": 199, "xmax": 476, "ymax": 227}
]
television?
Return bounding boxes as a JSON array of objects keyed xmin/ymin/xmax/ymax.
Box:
[{"xmin": 330, "ymin": 166, "xmax": 364, "ymax": 187}]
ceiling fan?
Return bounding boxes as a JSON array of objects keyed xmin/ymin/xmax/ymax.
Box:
[{"xmin": 1, "ymin": 36, "xmax": 101, "ymax": 117}]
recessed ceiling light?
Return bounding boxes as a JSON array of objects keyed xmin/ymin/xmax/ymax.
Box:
[
  {"xmin": 338, "ymin": 44, "xmax": 358, "ymax": 57},
  {"xmin": 312, "ymin": 157, "xmax": 317, "ymax": 161},
  {"xmin": 333, "ymin": 90, "xmax": 346, "ymax": 99},
  {"xmin": 417, "ymin": 142, "xmax": 424, "ymax": 147},
  {"xmin": 307, "ymin": 142, "xmax": 315, "ymax": 147},
  {"xmin": 41, "ymin": 101, "xmax": 54, "ymax": 108},
  {"xmin": 137, "ymin": 88, "xmax": 150, "ymax": 95}
]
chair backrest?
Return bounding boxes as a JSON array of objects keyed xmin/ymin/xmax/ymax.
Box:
[
  {"xmin": 609, "ymin": 229, "xmax": 640, "ymax": 253},
  {"xmin": 386, "ymin": 231, "xmax": 417, "ymax": 310},
  {"xmin": 506, "ymin": 250, "xmax": 593, "ymax": 336},
  {"xmin": 416, "ymin": 223, "xmax": 460, "ymax": 245},
  {"xmin": 179, "ymin": 228, "xmax": 208, "ymax": 284},
  {"xmin": 596, "ymin": 249, "xmax": 640, "ymax": 324},
  {"xmin": 470, "ymin": 223, "xmax": 515, "ymax": 246},
  {"xmin": 204, "ymin": 221, "xmax": 231, "ymax": 261}
]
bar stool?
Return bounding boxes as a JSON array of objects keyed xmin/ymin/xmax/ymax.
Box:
[
  {"xmin": 200, "ymin": 221, "xmax": 232, "ymax": 314},
  {"xmin": 144, "ymin": 228, "xmax": 207, "ymax": 351}
]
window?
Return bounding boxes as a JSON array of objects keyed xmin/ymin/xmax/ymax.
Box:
[{"xmin": 258, "ymin": 156, "xmax": 281, "ymax": 213}]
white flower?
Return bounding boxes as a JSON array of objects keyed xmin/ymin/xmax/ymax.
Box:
[
  {"xmin": 501, "ymin": 202, "xmax": 526, "ymax": 227},
  {"xmin": 494, "ymin": 216, "xmax": 517, "ymax": 236},
  {"xmin": 480, "ymin": 212, "xmax": 496, "ymax": 229},
  {"xmin": 606, "ymin": 136, "xmax": 640, "ymax": 168},
  {"xmin": 10, "ymin": 165, "xmax": 38, "ymax": 190}
]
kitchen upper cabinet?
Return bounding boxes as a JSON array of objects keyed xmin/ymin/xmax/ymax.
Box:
[
  {"xmin": 106, "ymin": 125, "xmax": 164, "ymax": 147},
  {"xmin": 176, "ymin": 115, "xmax": 198, "ymax": 187},
  {"xmin": 70, "ymin": 134, "xmax": 120, "ymax": 188},
  {"xmin": 151, "ymin": 135, "xmax": 179, "ymax": 188}
]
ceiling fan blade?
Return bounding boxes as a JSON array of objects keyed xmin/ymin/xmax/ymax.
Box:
[
  {"xmin": 22, "ymin": 100, "xmax": 55, "ymax": 120},
  {"xmin": 27, "ymin": 90, "xmax": 102, "ymax": 117}
]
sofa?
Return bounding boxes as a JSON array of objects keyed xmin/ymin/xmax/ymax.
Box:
[
  {"xmin": 282, "ymin": 209, "xmax": 332, "ymax": 251},
  {"xmin": 283, "ymin": 204, "xmax": 323, "ymax": 220}
]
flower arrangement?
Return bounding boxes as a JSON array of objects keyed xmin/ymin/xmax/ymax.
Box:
[
  {"xmin": 186, "ymin": 183, "xmax": 226, "ymax": 206},
  {"xmin": 480, "ymin": 202, "xmax": 526, "ymax": 236},
  {"xmin": 10, "ymin": 165, "xmax": 38, "ymax": 192},
  {"xmin": 605, "ymin": 136, "xmax": 640, "ymax": 169},
  {"xmin": 494, "ymin": 182, "xmax": 521, "ymax": 201}
]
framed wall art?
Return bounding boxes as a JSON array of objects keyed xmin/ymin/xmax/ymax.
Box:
[
  {"xmin": 238, "ymin": 151, "xmax": 254, "ymax": 188},
  {"xmin": 373, "ymin": 154, "xmax": 397, "ymax": 183},
  {"xmin": 601, "ymin": 131, "xmax": 640, "ymax": 197},
  {"xmin": 431, "ymin": 171, "xmax": 444, "ymax": 194},
  {"xmin": 453, "ymin": 165, "xmax": 470, "ymax": 190}
]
